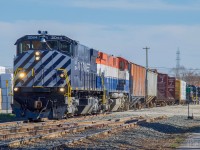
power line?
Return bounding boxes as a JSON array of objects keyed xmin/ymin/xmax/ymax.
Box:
[
  {"xmin": 150, "ymin": 67, "xmax": 200, "ymax": 71},
  {"xmin": 176, "ymin": 48, "xmax": 180, "ymax": 78}
]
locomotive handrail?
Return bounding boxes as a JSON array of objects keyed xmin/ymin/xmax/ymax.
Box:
[
  {"xmin": 13, "ymin": 68, "xmax": 24, "ymax": 86},
  {"xmin": 101, "ymin": 73, "xmax": 106, "ymax": 104},
  {"xmin": 10, "ymin": 68, "xmax": 24, "ymax": 96},
  {"xmin": 14, "ymin": 68, "xmax": 24, "ymax": 78}
]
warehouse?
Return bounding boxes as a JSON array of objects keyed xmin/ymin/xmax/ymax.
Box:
[{"xmin": 0, "ymin": 66, "xmax": 13, "ymax": 113}]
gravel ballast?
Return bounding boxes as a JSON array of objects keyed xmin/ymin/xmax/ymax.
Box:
[
  {"xmin": 5, "ymin": 105, "xmax": 200, "ymax": 150},
  {"xmin": 63, "ymin": 105, "xmax": 200, "ymax": 150}
]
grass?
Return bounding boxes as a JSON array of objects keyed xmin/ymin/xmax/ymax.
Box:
[
  {"xmin": 170, "ymin": 136, "xmax": 186, "ymax": 149},
  {"xmin": 0, "ymin": 113, "xmax": 16, "ymax": 121}
]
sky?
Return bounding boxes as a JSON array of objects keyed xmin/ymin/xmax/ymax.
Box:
[{"xmin": 0, "ymin": 0, "xmax": 200, "ymax": 75}]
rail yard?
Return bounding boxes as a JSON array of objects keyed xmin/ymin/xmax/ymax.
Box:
[
  {"xmin": 0, "ymin": 0, "xmax": 200, "ymax": 149},
  {"xmin": 0, "ymin": 30, "xmax": 197, "ymax": 149}
]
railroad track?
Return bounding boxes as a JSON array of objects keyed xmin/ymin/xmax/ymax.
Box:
[
  {"xmin": 0, "ymin": 114, "xmax": 167, "ymax": 149},
  {"xmin": 0, "ymin": 112, "xmax": 112, "ymax": 133}
]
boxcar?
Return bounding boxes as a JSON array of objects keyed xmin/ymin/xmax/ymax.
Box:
[
  {"xmin": 129, "ymin": 63, "xmax": 145, "ymax": 108},
  {"xmin": 175, "ymin": 79, "xmax": 186, "ymax": 104},
  {"xmin": 168, "ymin": 77, "xmax": 176, "ymax": 102},
  {"xmin": 156, "ymin": 73, "xmax": 175, "ymax": 105},
  {"xmin": 147, "ymin": 70, "xmax": 157, "ymax": 107}
]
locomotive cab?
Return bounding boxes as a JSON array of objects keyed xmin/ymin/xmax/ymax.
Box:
[{"xmin": 13, "ymin": 31, "xmax": 76, "ymax": 120}]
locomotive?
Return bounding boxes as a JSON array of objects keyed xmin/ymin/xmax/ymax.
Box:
[
  {"xmin": 12, "ymin": 31, "xmax": 129, "ymax": 120},
  {"xmin": 13, "ymin": 31, "xmax": 191, "ymax": 121}
]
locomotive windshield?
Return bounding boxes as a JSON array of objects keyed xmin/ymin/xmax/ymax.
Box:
[
  {"xmin": 16, "ymin": 35, "xmax": 74, "ymax": 56},
  {"xmin": 47, "ymin": 41, "xmax": 58, "ymax": 49},
  {"xmin": 32, "ymin": 41, "xmax": 42, "ymax": 49},
  {"xmin": 17, "ymin": 40, "xmax": 42, "ymax": 54}
]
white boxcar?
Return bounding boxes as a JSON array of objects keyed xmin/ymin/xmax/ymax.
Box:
[
  {"xmin": 147, "ymin": 70, "xmax": 157, "ymax": 97},
  {"xmin": 181, "ymin": 81, "xmax": 186, "ymax": 100}
]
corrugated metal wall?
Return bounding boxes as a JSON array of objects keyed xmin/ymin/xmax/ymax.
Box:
[
  {"xmin": 157, "ymin": 73, "xmax": 168, "ymax": 99},
  {"xmin": 180, "ymin": 80, "xmax": 186, "ymax": 100},
  {"xmin": 147, "ymin": 70, "xmax": 157, "ymax": 97},
  {"xmin": 130, "ymin": 63, "xmax": 145, "ymax": 97},
  {"xmin": 175, "ymin": 79, "xmax": 186, "ymax": 102},
  {"xmin": 168, "ymin": 77, "xmax": 176, "ymax": 99},
  {"xmin": 0, "ymin": 73, "xmax": 13, "ymax": 112}
]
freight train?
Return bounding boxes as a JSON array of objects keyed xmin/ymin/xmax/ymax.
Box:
[{"xmin": 11, "ymin": 31, "xmax": 193, "ymax": 120}]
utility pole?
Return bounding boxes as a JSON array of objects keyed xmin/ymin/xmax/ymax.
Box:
[
  {"xmin": 143, "ymin": 47, "xmax": 150, "ymax": 104},
  {"xmin": 5, "ymin": 80, "xmax": 8, "ymax": 113}
]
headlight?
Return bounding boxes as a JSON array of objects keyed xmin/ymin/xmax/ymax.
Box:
[
  {"xmin": 35, "ymin": 56, "xmax": 40, "ymax": 61},
  {"xmin": 60, "ymin": 73, "xmax": 65, "ymax": 78},
  {"xmin": 14, "ymin": 87, "xmax": 19, "ymax": 92},
  {"xmin": 59, "ymin": 88, "xmax": 65, "ymax": 92},
  {"xmin": 19, "ymin": 72, "xmax": 26, "ymax": 79},
  {"xmin": 35, "ymin": 51, "xmax": 40, "ymax": 56}
]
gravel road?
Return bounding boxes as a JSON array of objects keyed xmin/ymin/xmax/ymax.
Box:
[
  {"xmin": 116, "ymin": 104, "xmax": 200, "ymax": 118},
  {"xmin": 63, "ymin": 105, "xmax": 200, "ymax": 150}
]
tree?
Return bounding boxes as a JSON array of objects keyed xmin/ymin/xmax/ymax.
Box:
[{"xmin": 170, "ymin": 66, "xmax": 200, "ymax": 86}]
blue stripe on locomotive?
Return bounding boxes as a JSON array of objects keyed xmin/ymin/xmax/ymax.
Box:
[
  {"xmin": 96, "ymin": 76, "xmax": 129, "ymax": 93},
  {"xmin": 70, "ymin": 45, "xmax": 98, "ymax": 90},
  {"xmin": 69, "ymin": 44, "xmax": 129, "ymax": 93}
]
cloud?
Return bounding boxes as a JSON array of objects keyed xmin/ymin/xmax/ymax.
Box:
[
  {"xmin": 69, "ymin": 0, "xmax": 198, "ymax": 10},
  {"xmin": 0, "ymin": 20, "xmax": 200, "ymax": 73},
  {"xmin": 26, "ymin": 0, "xmax": 200, "ymax": 11}
]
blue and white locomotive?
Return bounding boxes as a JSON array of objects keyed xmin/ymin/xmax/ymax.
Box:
[{"xmin": 12, "ymin": 31, "xmax": 129, "ymax": 120}]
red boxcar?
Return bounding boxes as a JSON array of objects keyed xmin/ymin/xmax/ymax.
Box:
[
  {"xmin": 157, "ymin": 73, "xmax": 175, "ymax": 105},
  {"xmin": 168, "ymin": 77, "xmax": 176, "ymax": 100}
]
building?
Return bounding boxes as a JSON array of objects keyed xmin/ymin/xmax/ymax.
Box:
[{"xmin": 0, "ymin": 66, "xmax": 13, "ymax": 113}]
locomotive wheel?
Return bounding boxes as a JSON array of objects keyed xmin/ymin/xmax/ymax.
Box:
[
  {"xmin": 133, "ymin": 104, "xmax": 137, "ymax": 109},
  {"xmin": 146, "ymin": 103, "xmax": 149, "ymax": 108},
  {"xmin": 136, "ymin": 103, "xmax": 139, "ymax": 109},
  {"xmin": 139, "ymin": 104, "xmax": 142, "ymax": 109},
  {"xmin": 149, "ymin": 102, "xmax": 153, "ymax": 108},
  {"xmin": 124, "ymin": 102, "xmax": 129, "ymax": 111}
]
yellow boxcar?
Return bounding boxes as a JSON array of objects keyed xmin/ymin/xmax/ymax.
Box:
[{"xmin": 175, "ymin": 79, "xmax": 186, "ymax": 104}]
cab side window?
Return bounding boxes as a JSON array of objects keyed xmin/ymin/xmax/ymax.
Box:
[
  {"xmin": 18, "ymin": 41, "xmax": 31, "ymax": 54},
  {"xmin": 60, "ymin": 41, "xmax": 71, "ymax": 54}
]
